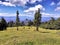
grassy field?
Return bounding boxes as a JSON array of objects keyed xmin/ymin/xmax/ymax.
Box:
[{"xmin": 0, "ymin": 26, "xmax": 60, "ymax": 45}]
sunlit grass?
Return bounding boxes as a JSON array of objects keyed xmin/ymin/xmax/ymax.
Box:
[{"xmin": 0, "ymin": 26, "xmax": 60, "ymax": 45}]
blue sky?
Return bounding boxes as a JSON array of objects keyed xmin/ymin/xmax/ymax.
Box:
[{"xmin": 0, "ymin": 0, "xmax": 60, "ymax": 22}]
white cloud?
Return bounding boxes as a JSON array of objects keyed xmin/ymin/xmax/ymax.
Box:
[
  {"xmin": 0, "ymin": 12, "xmax": 59, "ymax": 18},
  {"xmin": 50, "ymin": 2, "xmax": 55, "ymax": 6},
  {"xmin": 0, "ymin": 0, "xmax": 43, "ymax": 6},
  {"xmin": 8, "ymin": 0, "xmax": 29, "ymax": 6},
  {"xmin": 42, "ymin": 12, "xmax": 60, "ymax": 17},
  {"xmin": 29, "ymin": 0, "xmax": 42, "ymax": 4},
  {"xmin": 0, "ymin": 1, "xmax": 15, "ymax": 7},
  {"xmin": 57, "ymin": 1, "xmax": 60, "ymax": 5},
  {"xmin": 20, "ymin": 14, "xmax": 34, "ymax": 17},
  {"xmin": 5, "ymin": 0, "xmax": 42, "ymax": 6},
  {"xmin": 24, "ymin": 4, "xmax": 45, "ymax": 12},
  {"xmin": 0, "ymin": 13, "xmax": 8, "ymax": 15},
  {"xmin": 42, "ymin": 12, "xmax": 53, "ymax": 17},
  {"xmin": 42, "ymin": 12, "xmax": 51, "ymax": 16},
  {"xmin": 0, "ymin": 12, "xmax": 33, "ymax": 17},
  {"xmin": 55, "ymin": 7, "xmax": 60, "ymax": 11},
  {"xmin": 0, "ymin": 13, "xmax": 15, "ymax": 16}
]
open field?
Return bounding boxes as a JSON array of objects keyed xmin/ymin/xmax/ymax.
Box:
[{"xmin": 0, "ymin": 26, "xmax": 60, "ymax": 45}]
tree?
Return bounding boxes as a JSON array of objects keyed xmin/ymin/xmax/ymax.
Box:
[
  {"xmin": 28, "ymin": 20, "xmax": 33, "ymax": 26},
  {"xmin": 40, "ymin": 17, "xmax": 60, "ymax": 30},
  {"xmin": 16, "ymin": 10, "xmax": 20, "ymax": 30},
  {"xmin": 8, "ymin": 21, "xmax": 14, "ymax": 27},
  {"xmin": 51, "ymin": 17, "xmax": 55, "ymax": 21},
  {"xmin": 41, "ymin": 17, "xmax": 55, "ymax": 29},
  {"xmin": 0, "ymin": 17, "xmax": 7, "ymax": 30},
  {"xmin": 34, "ymin": 8, "xmax": 41, "ymax": 31},
  {"xmin": 20, "ymin": 21, "xmax": 25, "ymax": 26},
  {"xmin": 25, "ymin": 19, "xmax": 29, "ymax": 26},
  {"xmin": 54, "ymin": 18, "xmax": 60, "ymax": 30}
]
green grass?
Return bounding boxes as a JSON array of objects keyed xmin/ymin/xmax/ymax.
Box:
[{"xmin": 0, "ymin": 26, "xmax": 60, "ymax": 45}]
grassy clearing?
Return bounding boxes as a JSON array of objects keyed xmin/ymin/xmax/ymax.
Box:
[{"xmin": 0, "ymin": 26, "xmax": 60, "ymax": 45}]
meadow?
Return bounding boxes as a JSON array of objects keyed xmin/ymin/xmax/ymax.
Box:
[{"xmin": 0, "ymin": 26, "xmax": 60, "ymax": 45}]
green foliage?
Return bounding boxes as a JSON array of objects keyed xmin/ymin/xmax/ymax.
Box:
[
  {"xmin": 0, "ymin": 17, "xmax": 7, "ymax": 30},
  {"xmin": 16, "ymin": 10, "xmax": 20, "ymax": 24},
  {"xmin": 8, "ymin": 21, "xmax": 14, "ymax": 27},
  {"xmin": 34, "ymin": 8, "xmax": 41, "ymax": 31},
  {"xmin": 20, "ymin": 21, "xmax": 25, "ymax": 26},
  {"xmin": 28, "ymin": 20, "xmax": 33, "ymax": 26},
  {"xmin": 41, "ymin": 17, "xmax": 60, "ymax": 30},
  {"xmin": 16, "ymin": 10, "xmax": 20, "ymax": 30}
]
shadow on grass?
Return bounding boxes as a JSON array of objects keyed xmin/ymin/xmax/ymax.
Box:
[
  {"xmin": 17, "ymin": 42, "xmax": 34, "ymax": 45},
  {"xmin": 40, "ymin": 31, "xmax": 50, "ymax": 33}
]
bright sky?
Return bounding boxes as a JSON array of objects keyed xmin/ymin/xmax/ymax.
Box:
[{"xmin": 0, "ymin": 0, "xmax": 60, "ymax": 21}]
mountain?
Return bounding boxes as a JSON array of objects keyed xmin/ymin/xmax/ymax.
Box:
[{"xmin": 0, "ymin": 16, "xmax": 56, "ymax": 22}]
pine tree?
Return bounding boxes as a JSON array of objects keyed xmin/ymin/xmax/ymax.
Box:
[
  {"xmin": 34, "ymin": 8, "xmax": 41, "ymax": 31},
  {"xmin": 16, "ymin": 10, "xmax": 20, "ymax": 30}
]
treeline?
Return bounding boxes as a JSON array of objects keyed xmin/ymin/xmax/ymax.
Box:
[
  {"xmin": 0, "ymin": 17, "xmax": 34, "ymax": 31},
  {"xmin": 0, "ymin": 16, "xmax": 60, "ymax": 31},
  {"xmin": 7, "ymin": 17, "xmax": 60, "ymax": 30},
  {"xmin": 41, "ymin": 17, "xmax": 60, "ymax": 30},
  {"xmin": 7, "ymin": 19, "xmax": 34, "ymax": 27}
]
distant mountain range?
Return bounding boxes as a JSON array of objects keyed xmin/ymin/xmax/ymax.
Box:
[{"xmin": 0, "ymin": 16, "xmax": 57, "ymax": 22}]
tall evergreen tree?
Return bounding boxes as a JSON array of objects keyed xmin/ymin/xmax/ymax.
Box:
[
  {"xmin": 16, "ymin": 10, "xmax": 20, "ymax": 30},
  {"xmin": 34, "ymin": 8, "xmax": 41, "ymax": 31}
]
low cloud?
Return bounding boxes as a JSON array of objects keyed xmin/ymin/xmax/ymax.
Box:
[
  {"xmin": 0, "ymin": 12, "xmax": 33, "ymax": 17},
  {"xmin": 0, "ymin": 13, "xmax": 15, "ymax": 16},
  {"xmin": 0, "ymin": 12, "xmax": 60, "ymax": 18},
  {"xmin": 42, "ymin": 12, "xmax": 60, "ymax": 18}
]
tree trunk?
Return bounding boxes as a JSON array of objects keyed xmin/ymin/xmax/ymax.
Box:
[
  {"xmin": 17, "ymin": 26, "xmax": 18, "ymax": 31},
  {"xmin": 36, "ymin": 25, "xmax": 39, "ymax": 31}
]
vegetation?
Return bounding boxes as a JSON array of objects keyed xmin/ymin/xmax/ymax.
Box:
[
  {"xmin": 41, "ymin": 17, "xmax": 60, "ymax": 30},
  {"xmin": 16, "ymin": 10, "xmax": 20, "ymax": 31},
  {"xmin": 34, "ymin": 8, "xmax": 41, "ymax": 31},
  {"xmin": 0, "ymin": 17, "xmax": 7, "ymax": 30},
  {"xmin": 0, "ymin": 8, "xmax": 60, "ymax": 45},
  {"xmin": 8, "ymin": 21, "xmax": 15, "ymax": 27},
  {"xmin": 0, "ymin": 26, "xmax": 60, "ymax": 45},
  {"xmin": 0, "ymin": 9, "xmax": 60, "ymax": 31}
]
